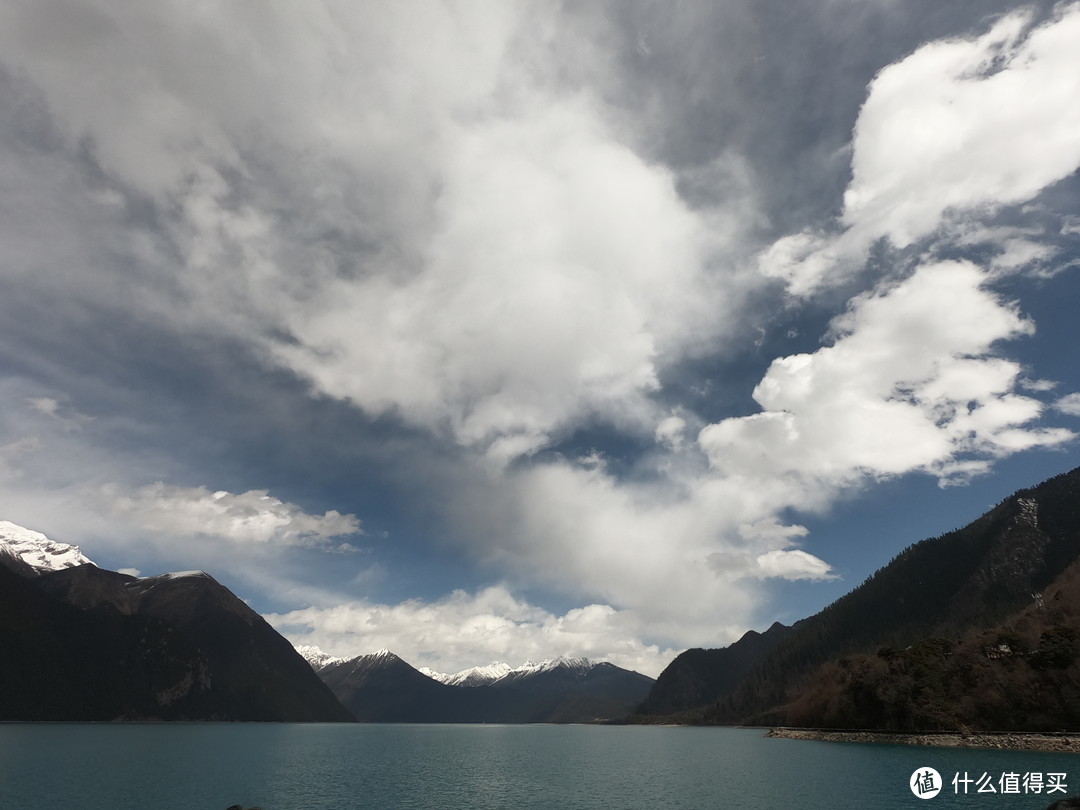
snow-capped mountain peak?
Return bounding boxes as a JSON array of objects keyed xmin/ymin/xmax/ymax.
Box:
[
  {"xmin": 423, "ymin": 656, "xmax": 598, "ymax": 687},
  {"xmin": 424, "ymin": 661, "xmax": 514, "ymax": 687},
  {"xmin": 0, "ymin": 520, "xmax": 96, "ymax": 573},
  {"xmin": 514, "ymin": 656, "xmax": 592, "ymax": 675},
  {"xmin": 295, "ymin": 644, "xmax": 346, "ymax": 671}
]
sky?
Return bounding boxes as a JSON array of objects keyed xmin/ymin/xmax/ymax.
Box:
[{"xmin": 1, "ymin": 0, "xmax": 1079, "ymax": 679}]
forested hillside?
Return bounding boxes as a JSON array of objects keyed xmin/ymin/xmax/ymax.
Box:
[{"xmin": 637, "ymin": 466, "xmax": 1080, "ymax": 730}]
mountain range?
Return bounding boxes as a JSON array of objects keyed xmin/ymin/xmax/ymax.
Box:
[
  {"xmin": 635, "ymin": 465, "xmax": 1080, "ymax": 731},
  {"xmin": 304, "ymin": 647, "xmax": 654, "ymax": 723},
  {"xmin": 0, "ymin": 521, "xmax": 652, "ymax": 723},
  {"xmin": 0, "ymin": 524, "xmax": 352, "ymax": 722},
  {"xmin": 4, "ymin": 462, "xmax": 1079, "ymax": 729}
]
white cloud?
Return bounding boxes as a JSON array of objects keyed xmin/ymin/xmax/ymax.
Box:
[
  {"xmin": 451, "ymin": 259, "xmax": 1070, "ymax": 649},
  {"xmin": 1021, "ymin": 378, "xmax": 1059, "ymax": 393},
  {"xmin": 754, "ymin": 550, "xmax": 837, "ymax": 581},
  {"xmin": 655, "ymin": 415, "xmax": 687, "ymax": 450},
  {"xmin": 845, "ymin": 7, "xmax": 1080, "ymax": 245},
  {"xmin": 1055, "ymin": 393, "xmax": 1080, "ymax": 417},
  {"xmin": 272, "ymin": 97, "xmax": 732, "ymax": 460},
  {"xmin": 266, "ymin": 585, "xmax": 682, "ymax": 678},
  {"xmin": 706, "ymin": 547, "xmax": 834, "ymax": 583},
  {"xmin": 764, "ymin": 3, "xmax": 1080, "ymax": 293},
  {"xmin": 701, "ymin": 260, "xmax": 1073, "ymax": 486},
  {"xmin": 103, "ymin": 482, "xmax": 361, "ymax": 548},
  {"xmin": 0, "ymin": 2, "xmax": 755, "ymax": 466}
]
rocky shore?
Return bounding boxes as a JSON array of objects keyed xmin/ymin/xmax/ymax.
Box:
[{"xmin": 765, "ymin": 727, "xmax": 1080, "ymax": 753}]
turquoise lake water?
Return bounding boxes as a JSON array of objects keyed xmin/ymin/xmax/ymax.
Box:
[{"xmin": 0, "ymin": 724, "xmax": 1076, "ymax": 809}]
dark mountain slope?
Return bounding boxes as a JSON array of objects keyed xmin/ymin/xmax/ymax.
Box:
[
  {"xmin": 639, "ymin": 465, "xmax": 1080, "ymax": 725},
  {"xmin": 636, "ymin": 621, "xmax": 793, "ymax": 716},
  {"xmin": 128, "ymin": 571, "xmax": 353, "ymax": 722},
  {"xmin": 318, "ymin": 651, "xmax": 470, "ymax": 722},
  {"xmin": 486, "ymin": 659, "xmax": 655, "ymax": 723},
  {"xmin": 788, "ymin": 553, "xmax": 1080, "ymax": 731},
  {"xmin": 0, "ymin": 563, "xmax": 209, "ymax": 720},
  {"xmin": 1, "ymin": 560, "xmax": 353, "ymax": 721},
  {"xmin": 318, "ymin": 652, "xmax": 654, "ymax": 723}
]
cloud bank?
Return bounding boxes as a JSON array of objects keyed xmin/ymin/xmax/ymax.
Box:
[
  {"xmin": 103, "ymin": 483, "xmax": 361, "ymax": 548},
  {"xmin": 267, "ymin": 585, "xmax": 681, "ymax": 679}
]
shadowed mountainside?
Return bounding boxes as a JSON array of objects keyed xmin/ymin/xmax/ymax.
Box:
[
  {"xmin": 317, "ymin": 652, "xmax": 654, "ymax": 723},
  {"xmin": 0, "ymin": 559, "xmax": 353, "ymax": 722},
  {"xmin": 635, "ymin": 621, "xmax": 794, "ymax": 717}
]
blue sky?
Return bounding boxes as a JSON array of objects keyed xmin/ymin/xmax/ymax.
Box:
[{"xmin": 1, "ymin": 0, "xmax": 1079, "ymax": 677}]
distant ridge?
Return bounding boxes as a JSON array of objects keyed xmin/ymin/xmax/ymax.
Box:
[
  {"xmin": 419, "ymin": 656, "xmax": 598, "ymax": 687},
  {"xmin": 314, "ymin": 649, "xmax": 654, "ymax": 723}
]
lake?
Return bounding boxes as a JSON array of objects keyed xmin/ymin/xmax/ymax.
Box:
[{"xmin": 0, "ymin": 724, "xmax": 1075, "ymax": 809}]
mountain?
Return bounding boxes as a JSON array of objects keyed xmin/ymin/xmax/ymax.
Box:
[
  {"xmin": 421, "ymin": 661, "xmax": 513, "ymax": 687},
  {"xmin": 297, "ymin": 644, "xmax": 346, "ymax": 670},
  {"xmin": 0, "ymin": 520, "xmax": 95, "ymax": 574},
  {"xmin": 637, "ymin": 465, "xmax": 1080, "ymax": 730},
  {"xmin": 421, "ymin": 657, "xmax": 606, "ymax": 688},
  {"xmin": 318, "ymin": 650, "xmax": 469, "ymax": 722},
  {"xmin": 635, "ymin": 621, "xmax": 794, "ymax": 717},
  {"xmin": 784, "ymin": 554, "xmax": 1080, "ymax": 731},
  {"xmin": 317, "ymin": 651, "xmax": 654, "ymax": 723},
  {"xmin": 487, "ymin": 656, "xmax": 656, "ymax": 724},
  {"xmin": 0, "ymin": 522, "xmax": 353, "ymax": 722}
]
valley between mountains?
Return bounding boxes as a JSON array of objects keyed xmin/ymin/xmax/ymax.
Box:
[{"xmin": 2, "ymin": 465, "xmax": 1080, "ymax": 731}]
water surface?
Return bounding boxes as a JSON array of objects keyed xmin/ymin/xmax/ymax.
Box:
[{"xmin": 0, "ymin": 723, "xmax": 1075, "ymax": 809}]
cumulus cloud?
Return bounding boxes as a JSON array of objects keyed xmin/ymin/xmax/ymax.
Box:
[
  {"xmin": 273, "ymin": 98, "xmax": 725, "ymax": 459},
  {"xmin": 754, "ymin": 550, "xmax": 836, "ymax": 581},
  {"xmin": 0, "ymin": 1, "xmax": 757, "ymax": 468},
  {"xmin": 846, "ymin": 6, "xmax": 1080, "ymax": 243},
  {"xmin": 102, "ymin": 483, "xmax": 361, "ymax": 548},
  {"xmin": 266, "ymin": 585, "xmax": 680, "ymax": 678},
  {"xmin": 1055, "ymin": 393, "xmax": 1080, "ymax": 417},
  {"xmin": 701, "ymin": 260, "xmax": 1073, "ymax": 486},
  {"xmin": 764, "ymin": 4, "xmax": 1080, "ymax": 294},
  {"xmin": 1022, "ymin": 379, "xmax": 1059, "ymax": 393},
  {"xmin": 464, "ymin": 258, "xmax": 1070, "ymax": 650}
]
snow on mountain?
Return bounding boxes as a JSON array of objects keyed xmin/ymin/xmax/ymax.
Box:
[
  {"xmin": 149, "ymin": 570, "xmax": 211, "ymax": 580},
  {"xmin": 513, "ymin": 656, "xmax": 593, "ymax": 676},
  {"xmin": 422, "ymin": 656, "xmax": 598, "ymax": 687},
  {"xmin": 0, "ymin": 520, "xmax": 96, "ymax": 573},
  {"xmin": 295, "ymin": 644, "xmax": 346, "ymax": 671},
  {"xmin": 424, "ymin": 662, "xmax": 514, "ymax": 687}
]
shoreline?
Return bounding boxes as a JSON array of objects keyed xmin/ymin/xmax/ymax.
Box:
[{"xmin": 765, "ymin": 727, "xmax": 1080, "ymax": 753}]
